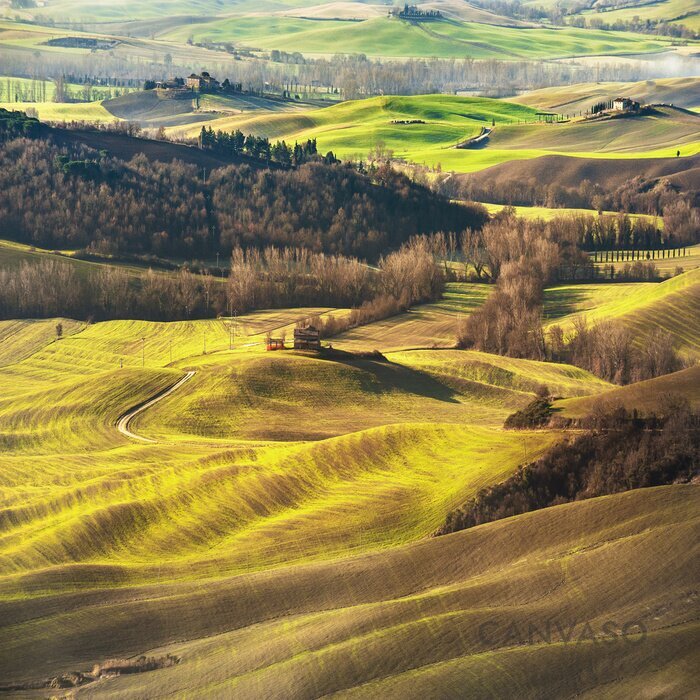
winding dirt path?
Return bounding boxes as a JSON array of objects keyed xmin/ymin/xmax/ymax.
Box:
[{"xmin": 116, "ymin": 371, "xmax": 196, "ymax": 443}]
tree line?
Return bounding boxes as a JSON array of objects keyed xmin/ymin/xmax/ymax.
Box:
[
  {"xmin": 455, "ymin": 210, "xmax": 685, "ymax": 383},
  {"xmin": 0, "ymin": 135, "xmax": 482, "ymax": 261},
  {"xmin": 198, "ymin": 127, "xmax": 337, "ymax": 167},
  {"xmin": 7, "ymin": 43, "xmax": 699, "ymax": 107},
  {"xmin": 0, "ymin": 238, "xmax": 446, "ymax": 323},
  {"xmin": 457, "ymin": 212, "xmax": 588, "ymax": 360},
  {"xmin": 445, "ymin": 171, "xmax": 700, "ymax": 229}
]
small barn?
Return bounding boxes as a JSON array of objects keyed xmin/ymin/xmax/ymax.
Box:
[
  {"xmin": 266, "ymin": 337, "xmax": 285, "ymax": 351},
  {"xmin": 293, "ymin": 326, "xmax": 321, "ymax": 351}
]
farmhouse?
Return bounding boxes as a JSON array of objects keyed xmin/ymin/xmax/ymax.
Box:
[
  {"xmin": 612, "ymin": 97, "xmax": 640, "ymax": 112},
  {"xmin": 186, "ymin": 72, "xmax": 220, "ymax": 92},
  {"xmin": 294, "ymin": 326, "xmax": 321, "ymax": 350}
]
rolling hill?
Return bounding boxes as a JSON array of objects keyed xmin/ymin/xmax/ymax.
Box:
[
  {"xmin": 0, "ymin": 483, "xmax": 696, "ymax": 696},
  {"xmin": 169, "ymin": 94, "xmax": 700, "ymax": 172},
  {"xmin": 101, "ymin": 89, "xmax": 324, "ymax": 128},
  {"xmin": 513, "ymin": 76, "xmax": 700, "ymax": 113},
  {"xmin": 158, "ymin": 13, "xmax": 672, "ymax": 59},
  {"xmin": 170, "ymin": 93, "xmax": 542, "ymax": 154},
  {"xmin": 557, "ymin": 364, "xmax": 700, "ymax": 417},
  {"xmin": 0, "ymin": 268, "xmax": 694, "ymax": 695},
  {"xmin": 544, "ymin": 267, "xmax": 700, "ymax": 359},
  {"xmin": 486, "ymin": 106, "xmax": 700, "ymax": 153},
  {"xmin": 463, "ymin": 149, "xmax": 700, "ymax": 192}
]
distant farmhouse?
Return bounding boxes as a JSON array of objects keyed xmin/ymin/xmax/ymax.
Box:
[
  {"xmin": 612, "ymin": 97, "xmax": 641, "ymax": 112},
  {"xmin": 186, "ymin": 71, "xmax": 220, "ymax": 92},
  {"xmin": 146, "ymin": 72, "xmax": 243, "ymax": 96},
  {"xmin": 391, "ymin": 3, "xmax": 442, "ymax": 20},
  {"xmin": 590, "ymin": 96, "xmax": 641, "ymax": 116}
]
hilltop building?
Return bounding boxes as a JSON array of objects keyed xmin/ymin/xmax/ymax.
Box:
[
  {"xmin": 186, "ymin": 72, "xmax": 220, "ymax": 92},
  {"xmin": 612, "ymin": 97, "xmax": 640, "ymax": 112}
]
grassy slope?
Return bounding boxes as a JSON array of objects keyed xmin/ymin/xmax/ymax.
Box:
[
  {"xmin": 0, "ymin": 238, "xmax": 222, "ymax": 278},
  {"xmin": 160, "ymin": 14, "xmax": 671, "ymax": 59},
  {"xmin": 485, "ymin": 107, "xmax": 700, "ymax": 153},
  {"xmin": 557, "ymin": 364, "xmax": 700, "ymax": 417},
  {"xmin": 482, "ymin": 202, "xmax": 662, "ymax": 226},
  {"xmin": 171, "ymin": 95, "xmax": 700, "ymax": 173},
  {"xmin": 0, "ymin": 75, "xmax": 133, "ymax": 102},
  {"xmin": 171, "ymin": 94, "xmax": 541, "ymax": 154},
  {"xmin": 0, "ymin": 98, "xmax": 117, "ymax": 122},
  {"xmin": 0, "ymin": 484, "xmax": 696, "ymax": 695},
  {"xmin": 589, "ymin": 243, "xmax": 700, "ymax": 274},
  {"xmin": 100, "ymin": 89, "xmax": 323, "ymax": 128},
  {"xmin": 0, "ymin": 300, "xmax": 592, "ymax": 592},
  {"xmin": 0, "ymin": 318, "xmax": 84, "ymax": 366},
  {"xmin": 581, "ymin": 0, "xmax": 700, "ymax": 32},
  {"xmin": 0, "ymin": 277, "xmax": 693, "ymax": 693},
  {"xmin": 543, "ymin": 267, "xmax": 700, "ymax": 358},
  {"xmin": 0, "ymin": 18, "xmax": 243, "ymax": 69},
  {"xmin": 512, "ymin": 77, "xmax": 700, "ymax": 113}
]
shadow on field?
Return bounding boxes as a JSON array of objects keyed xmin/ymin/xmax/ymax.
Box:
[
  {"xmin": 544, "ymin": 287, "xmax": 592, "ymax": 319},
  {"xmin": 347, "ymin": 358, "xmax": 461, "ymax": 404}
]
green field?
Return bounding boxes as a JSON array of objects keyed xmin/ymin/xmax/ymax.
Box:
[
  {"xmin": 1, "ymin": 266, "xmax": 697, "ymax": 693},
  {"xmin": 0, "ymin": 18, "xmax": 243, "ymax": 68},
  {"xmin": 557, "ymin": 364, "xmax": 700, "ymax": 417},
  {"xmin": 579, "ymin": 0, "xmax": 700, "ymax": 32},
  {"xmin": 170, "ymin": 95, "xmax": 700, "ymax": 173},
  {"xmin": 172, "ymin": 93, "xmax": 542, "ymax": 154},
  {"xmin": 2, "ymin": 0, "xmax": 699, "ymax": 691},
  {"xmin": 589, "ymin": 243, "xmax": 700, "ymax": 274},
  {"xmin": 543, "ymin": 267, "xmax": 700, "ymax": 358},
  {"xmin": 482, "ymin": 203, "xmax": 662, "ymax": 226},
  {"xmin": 0, "ymin": 98, "xmax": 118, "ymax": 122},
  {"xmin": 0, "ymin": 75, "xmax": 133, "ymax": 103},
  {"xmin": 159, "ymin": 14, "xmax": 673, "ymax": 59}
]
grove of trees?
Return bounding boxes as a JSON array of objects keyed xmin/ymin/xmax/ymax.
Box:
[{"xmin": 0, "ymin": 135, "xmax": 483, "ymax": 261}]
